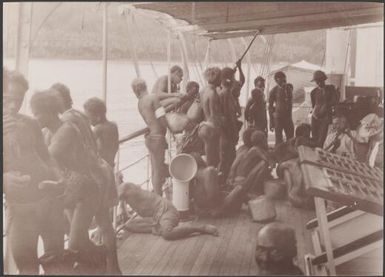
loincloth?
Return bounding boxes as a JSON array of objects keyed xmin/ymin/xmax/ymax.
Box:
[
  {"xmin": 152, "ymin": 200, "xmax": 179, "ymax": 235},
  {"xmin": 198, "ymin": 121, "xmax": 221, "ymax": 140},
  {"xmin": 145, "ymin": 134, "xmax": 168, "ymax": 153}
]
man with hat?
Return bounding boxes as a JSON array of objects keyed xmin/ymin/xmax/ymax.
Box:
[
  {"xmin": 268, "ymin": 71, "xmax": 294, "ymax": 146},
  {"xmin": 310, "ymin": 70, "xmax": 338, "ymax": 147}
]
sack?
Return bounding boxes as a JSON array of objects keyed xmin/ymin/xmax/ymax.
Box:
[
  {"xmin": 166, "ymin": 112, "xmax": 191, "ymax": 134},
  {"xmin": 187, "ymin": 100, "xmax": 204, "ymax": 123}
]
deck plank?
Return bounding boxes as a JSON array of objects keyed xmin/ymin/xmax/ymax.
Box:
[
  {"xmin": 117, "ymin": 232, "xmax": 157, "ymax": 273},
  {"xmin": 220, "ymin": 211, "xmax": 253, "ymax": 275},
  {"xmin": 207, "ymin": 215, "xmax": 239, "ymax": 275},
  {"xmin": 134, "ymin": 234, "xmax": 172, "ymax": 274},
  {"xmin": 117, "ymin": 199, "xmax": 385, "ymax": 276}
]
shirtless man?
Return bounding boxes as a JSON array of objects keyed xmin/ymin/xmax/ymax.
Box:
[
  {"xmin": 177, "ymin": 81, "xmax": 200, "ymax": 114},
  {"xmin": 118, "ymin": 182, "xmax": 218, "ymax": 240},
  {"xmin": 3, "ymin": 72, "xmax": 65, "ymax": 274},
  {"xmin": 151, "ymin": 65, "xmax": 187, "ymax": 110},
  {"xmin": 245, "ymin": 76, "xmax": 267, "ymax": 133},
  {"xmin": 231, "ymin": 60, "xmax": 245, "ymax": 117},
  {"xmin": 198, "ymin": 67, "xmax": 222, "ymax": 167},
  {"xmin": 218, "ymin": 67, "xmax": 239, "ymax": 183},
  {"xmin": 132, "ymin": 78, "xmax": 179, "ymax": 196},
  {"xmin": 152, "ymin": 65, "xmax": 183, "ymax": 95},
  {"xmin": 83, "ymin": 97, "xmax": 119, "ymax": 168}
]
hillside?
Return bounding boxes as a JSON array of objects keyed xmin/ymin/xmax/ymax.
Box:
[{"xmin": 3, "ymin": 2, "xmax": 326, "ymax": 65}]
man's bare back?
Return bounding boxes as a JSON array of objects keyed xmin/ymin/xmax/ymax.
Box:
[
  {"xmin": 201, "ymin": 85, "xmax": 221, "ymax": 124},
  {"xmin": 94, "ymin": 121, "xmax": 119, "ymax": 167},
  {"xmin": 138, "ymin": 94, "xmax": 167, "ymax": 136}
]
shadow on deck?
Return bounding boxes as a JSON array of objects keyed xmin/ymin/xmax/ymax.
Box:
[{"xmin": 117, "ymin": 199, "xmax": 315, "ymax": 275}]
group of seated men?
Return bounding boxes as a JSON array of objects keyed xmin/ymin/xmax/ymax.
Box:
[{"xmin": 3, "ymin": 69, "xmax": 122, "ymax": 274}]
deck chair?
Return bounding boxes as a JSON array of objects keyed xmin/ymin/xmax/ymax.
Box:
[{"xmin": 304, "ymin": 205, "xmax": 383, "ymax": 276}]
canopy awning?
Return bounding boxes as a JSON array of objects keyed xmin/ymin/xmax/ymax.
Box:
[{"xmin": 134, "ymin": 2, "xmax": 384, "ymax": 38}]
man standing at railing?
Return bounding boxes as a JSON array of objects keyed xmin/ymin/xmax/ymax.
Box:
[{"xmin": 132, "ymin": 78, "xmax": 177, "ymax": 196}]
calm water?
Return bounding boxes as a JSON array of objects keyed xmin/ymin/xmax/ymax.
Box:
[{"xmin": 3, "ymin": 59, "xmax": 270, "ymax": 182}]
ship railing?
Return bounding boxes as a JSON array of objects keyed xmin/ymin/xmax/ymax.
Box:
[{"xmin": 113, "ymin": 127, "xmax": 175, "ymax": 232}]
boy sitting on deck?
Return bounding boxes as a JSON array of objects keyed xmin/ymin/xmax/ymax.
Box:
[{"xmin": 118, "ymin": 183, "xmax": 219, "ymax": 240}]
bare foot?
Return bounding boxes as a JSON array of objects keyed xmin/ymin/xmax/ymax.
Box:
[{"xmin": 204, "ymin": 224, "xmax": 219, "ymax": 236}]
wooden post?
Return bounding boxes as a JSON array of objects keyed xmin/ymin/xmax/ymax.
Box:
[
  {"xmin": 125, "ymin": 10, "xmax": 141, "ymax": 78},
  {"xmin": 241, "ymin": 37, "xmax": 252, "ymax": 108},
  {"xmin": 102, "ymin": 2, "xmax": 108, "ymax": 103},
  {"xmin": 167, "ymin": 30, "xmax": 172, "ymax": 93}
]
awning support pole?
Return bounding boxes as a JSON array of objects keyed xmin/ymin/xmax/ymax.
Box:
[
  {"xmin": 177, "ymin": 31, "xmax": 190, "ymax": 90},
  {"xmin": 15, "ymin": 2, "xmax": 32, "ymax": 77},
  {"xmin": 102, "ymin": 2, "xmax": 108, "ymax": 103}
]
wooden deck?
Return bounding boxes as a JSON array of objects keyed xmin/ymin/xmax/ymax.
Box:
[{"xmin": 117, "ymin": 199, "xmax": 316, "ymax": 275}]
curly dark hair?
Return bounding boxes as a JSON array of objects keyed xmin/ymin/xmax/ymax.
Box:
[
  {"xmin": 83, "ymin": 97, "xmax": 107, "ymax": 116},
  {"xmin": 30, "ymin": 90, "xmax": 62, "ymax": 115},
  {"xmin": 6, "ymin": 70, "xmax": 29, "ymax": 94},
  {"xmin": 204, "ymin": 67, "xmax": 221, "ymax": 85},
  {"xmin": 220, "ymin": 67, "xmax": 235, "ymax": 88},
  {"xmin": 51, "ymin": 82, "xmax": 72, "ymax": 108}
]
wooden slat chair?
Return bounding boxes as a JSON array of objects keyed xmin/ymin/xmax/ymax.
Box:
[{"xmin": 304, "ymin": 205, "xmax": 383, "ymax": 275}]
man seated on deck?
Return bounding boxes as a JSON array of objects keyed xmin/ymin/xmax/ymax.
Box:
[
  {"xmin": 117, "ymin": 182, "xmax": 219, "ymax": 240},
  {"xmin": 323, "ymin": 113, "xmax": 357, "ymax": 159},
  {"xmin": 273, "ymin": 123, "xmax": 316, "ymax": 165},
  {"xmin": 31, "ymin": 90, "xmax": 120, "ymax": 274},
  {"xmin": 218, "ymin": 67, "xmax": 241, "ymax": 184},
  {"xmin": 245, "ymin": 76, "xmax": 268, "ymax": 134},
  {"xmin": 3, "ymin": 71, "xmax": 66, "ymax": 275},
  {"xmin": 83, "ymin": 97, "xmax": 119, "ymax": 168},
  {"xmin": 131, "ymin": 78, "xmax": 180, "ymax": 196},
  {"xmin": 198, "ymin": 67, "xmax": 223, "ymax": 167},
  {"xmin": 191, "ymin": 130, "xmax": 269, "ymax": 217},
  {"xmin": 48, "ymin": 85, "xmax": 122, "ymax": 274},
  {"xmin": 275, "ymin": 123, "xmax": 317, "ymax": 209},
  {"xmin": 255, "ymin": 222, "xmax": 304, "ymax": 275},
  {"xmin": 190, "ymin": 127, "xmax": 257, "ymax": 212}
]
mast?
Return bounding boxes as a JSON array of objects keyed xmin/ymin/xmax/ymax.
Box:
[
  {"xmin": 102, "ymin": 2, "xmax": 108, "ymax": 103},
  {"xmin": 14, "ymin": 2, "xmax": 32, "ymax": 77}
]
